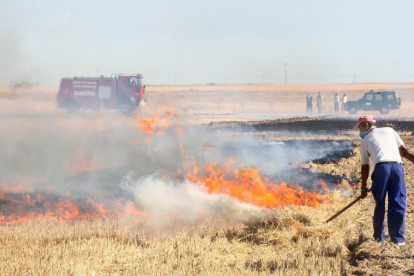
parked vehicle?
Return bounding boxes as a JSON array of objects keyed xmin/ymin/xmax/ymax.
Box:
[
  {"xmin": 57, "ymin": 74, "xmax": 145, "ymax": 113},
  {"xmin": 344, "ymin": 90, "xmax": 401, "ymax": 114}
]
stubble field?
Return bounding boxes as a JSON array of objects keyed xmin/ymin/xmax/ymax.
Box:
[{"xmin": 0, "ymin": 83, "xmax": 413, "ymax": 275}]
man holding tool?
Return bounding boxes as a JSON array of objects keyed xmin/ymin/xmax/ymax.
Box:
[
  {"xmin": 355, "ymin": 115, "xmax": 407, "ymax": 246},
  {"xmin": 400, "ymin": 146, "xmax": 414, "ymax": 163}
]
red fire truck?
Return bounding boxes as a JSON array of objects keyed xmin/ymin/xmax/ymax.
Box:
[{"xmin": 57, "ymin": 74, "xmax": 145, "ymax": 112}]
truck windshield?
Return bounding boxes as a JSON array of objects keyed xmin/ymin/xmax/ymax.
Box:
[{"xmin": 128, "ymin": 77, "xmax": 142, "ymax": 87}]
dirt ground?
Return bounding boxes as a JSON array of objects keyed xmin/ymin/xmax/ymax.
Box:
[
  {"xmin": 147, "ymin": 83, "xmax": 414, "ymax": 123},
  {"xmin": 1, "ymin": 84, "xmax": 414, "ymax": 275},
  {"xmin": 1, "ymin": 82, "xmax": 414, "ymax": 124}
]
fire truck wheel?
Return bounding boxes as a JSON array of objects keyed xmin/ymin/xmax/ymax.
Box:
[
  {"xmin": 66, "ymin": 101, "xmax": 80, "ymax": 112},
  {"xmin": 117, "ymin": 95, "xmax": 136, "ymax": 115},
  {"xmin": 120, "ymin": 106, "xmax": 135, "ymax": 115}
]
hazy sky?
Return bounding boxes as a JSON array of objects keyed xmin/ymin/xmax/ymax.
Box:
[{"xmin": 1, "ymin": 0, "xmax": 414, "ymax": 86}]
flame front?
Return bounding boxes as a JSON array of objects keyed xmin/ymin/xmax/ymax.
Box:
[
  {"xmin": 0, "ymin": 180, "xmax": 146, "ymax": 225},
  {"xmin": 134, "ymin": 105, "xmax": 178, "ymax": 134},
  {"xmin": 187, "ymin": 163, "xmax": 331, "ymax": 208}
]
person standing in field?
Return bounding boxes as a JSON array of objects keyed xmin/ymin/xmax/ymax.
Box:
[
  {"xmin": 334, "ymin": 93, "xmax": 340, "ymax": 114},
  {"xmin": 355, "ymin": 115, "xmax": 407, "ymax": 246},
  {"xmin": 341, "ymin": 93, "xmax": 347, "ymax": 113},
  {"xmin": 306, "ymin": 93, "xmax": 313, "ymax": 113},
  {"xmin": 316, "ymin": 92, "xmax": 323, "ymax": 115}
]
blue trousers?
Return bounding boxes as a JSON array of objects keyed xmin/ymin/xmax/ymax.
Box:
[{"xmin": 371, "ymin": 163, "xmax": 406, "ymax": 243}]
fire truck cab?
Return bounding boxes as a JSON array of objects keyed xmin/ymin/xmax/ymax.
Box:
[{"xmin": 57, "ymin": 74, "xmax": 145, "ymax": 113}]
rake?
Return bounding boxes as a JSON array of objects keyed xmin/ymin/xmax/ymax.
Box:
[{"xmin": 326, "ymin": 189, "xmax": 371, "ymax": 223}]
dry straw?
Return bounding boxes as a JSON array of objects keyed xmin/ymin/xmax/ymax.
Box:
[{"xmin": 0, "ymin": 188, "xmax": 373, "ymax": 275}]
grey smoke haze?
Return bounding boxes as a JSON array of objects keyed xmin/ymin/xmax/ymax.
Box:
[
  {"xmin": 1, "ymin": 1, "xmax": 414, "ymax": 86},
  {"xmin": 0, "ymin": 96, "xmax": 349, "ymax": 224},
  {"xmin": 0, "ymin": 29, "xmax": 24, "ymax": 85}
]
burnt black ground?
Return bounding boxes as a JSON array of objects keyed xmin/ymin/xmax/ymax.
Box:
[{"xmin": 209, "ymin": 117, "xmax": 414, "ymax": 135}]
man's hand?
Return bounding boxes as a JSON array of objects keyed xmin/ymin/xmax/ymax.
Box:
[
  {"xmin": 399, "ymin": 145, "xmax": 414, "ymax": 163},
  {"xmin": 399, "ymin": 145, "xmax": 408, "ymax": 157},
  {"xmin": 361, "ymin": 187, "xmax": 368, "ymax": 199}
]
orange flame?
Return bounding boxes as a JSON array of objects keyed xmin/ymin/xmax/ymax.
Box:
[
  {"xmin": 134, "ymin": 106, "xmax": 179, "ymax": 135},
  {"xmin": 136, "ymin": 115, "xmax": 157, "ymax": 134},
  {"xmin": 187, "ymin": 163, "xmax": 331, "ymax": 208},
  {"xmin": 175, "ymin": 127, "xmax": 184, "ymax": 133},
  {"xmin": 0, "ymin": 191, "xmax": 147, "ymax": 225},
  {"xmin": 318, "ymin": 179, "xmax": 330, "ymax": 193},
  {"xmin": 228, "ymin": 157, "xmax": 236, "ymax": 163},
  {"xmin": 0, "ymin": 177, "xmax": 146, "ymax": 225},
  {"xmin": 117, "ymin": 198, "xmax": 147, "ymax": 217}
]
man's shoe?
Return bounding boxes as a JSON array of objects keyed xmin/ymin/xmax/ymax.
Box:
[{"xmin": 395, "ymin": 242, "xmax": 406, "ymax": 246}]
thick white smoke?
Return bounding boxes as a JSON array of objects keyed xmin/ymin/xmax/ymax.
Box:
[{"xmin": 121, "ymin": 174, "xmax": 267, "ymax": 226}]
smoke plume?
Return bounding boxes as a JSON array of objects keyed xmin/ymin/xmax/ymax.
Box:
[{"xmin": 121, "ymin": 174, "xmax": 267, "ymax": 226}]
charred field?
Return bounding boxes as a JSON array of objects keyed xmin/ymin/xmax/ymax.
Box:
[{"xmin": 1, "ymin": 85, "xmax": 414, "ymax": 275}]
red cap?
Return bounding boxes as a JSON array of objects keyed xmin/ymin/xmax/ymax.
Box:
[{"xmin": 353, "ymin": 115, "xmax": 376, "ymax": 130}]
